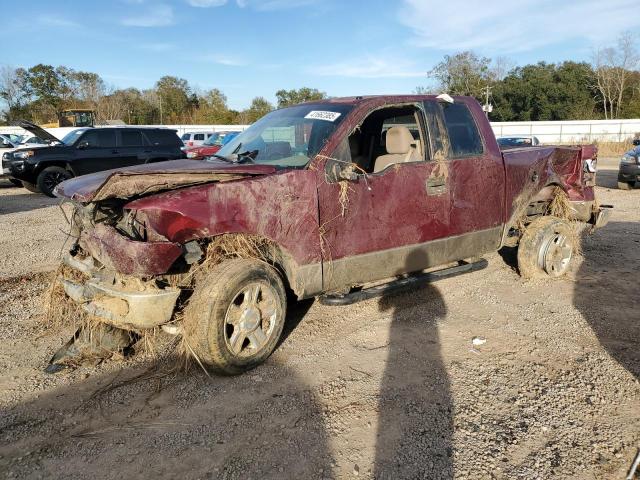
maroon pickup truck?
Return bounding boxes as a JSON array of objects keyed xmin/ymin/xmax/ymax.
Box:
[{"xmin": 52, "ymin": 95, "xmax": 611, "ymax": 374}]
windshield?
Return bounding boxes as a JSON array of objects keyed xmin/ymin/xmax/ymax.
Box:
[
  {"xmin": 61, "ymin": 129, "xmax": 88, "ymax": 145},
  {"xmin": 211, "ymin": 103, "xmax": 353, "ymax": 168},
  {"xmin": 203, "ymin": 133, "xmax": 222, "ymax": 146}
]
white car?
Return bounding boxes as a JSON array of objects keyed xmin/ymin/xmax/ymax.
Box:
[
  {"xmin": 180, "ymin": 131, "xmax": 216, "ymax": 149},
  {"xmin": 0, "ymin": 135, "xmax": 25, "ymax": 185}
]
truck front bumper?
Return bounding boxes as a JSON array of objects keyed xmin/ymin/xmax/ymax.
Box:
[{"xmin": 60, "ymin": 253, "xmax": 181, "ymax": 330}]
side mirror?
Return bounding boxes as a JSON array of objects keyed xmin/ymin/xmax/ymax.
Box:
[
  {"xmin": 633, "ymin": 139, "xmax": 640, "ymax": 146},
  {"xmin": 77, "ymin": 141, "xmax": 90, "ymax": 149},
  {"xmin": 325, "ymin": 160, "xmax": 358, "ymax": 183}
]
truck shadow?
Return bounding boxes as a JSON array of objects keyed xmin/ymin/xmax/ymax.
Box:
[
  {"xmin": 374, "ymin": 250, "xmax": 453, "ymax": 479},
  {"xmin": 573, "ymin": 221, "xmax": 640, "ymax": 380},
  {"xmin": 0, "ymin": 353, "xmax": 334, "ymax": 479}
]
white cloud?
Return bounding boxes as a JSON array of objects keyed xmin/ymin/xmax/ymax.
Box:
[
  {"xmin": 196, "ymin": 54, "xmax": 248, "ymax": 66},
  {"xmin": 236, "ymin": 0, "xmax": 318, "ymax": 10},
  {"xmin": 186, "ymin": 0, "xmax": 228, "ymax": 7},
  {"xmin": 308, "ymin": 56, "xmax": 426, "ymax": 78},
  {"xmin": 398, "ymin": 0, "xmax": 640, "ymax": 53},
  {"xmin": 121, "ymin": 4, "xmax": 174, "ymax": 27},
  {"xmin": 37, "ymin": 14, "xmax": 79, "ymax": 28}
]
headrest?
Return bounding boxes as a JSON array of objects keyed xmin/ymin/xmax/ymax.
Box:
[{"xmin": 385, "ymin": 126, "xmax": 414, "ymax": 154}]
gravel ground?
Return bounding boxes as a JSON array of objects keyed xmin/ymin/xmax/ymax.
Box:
[{"xmin": 0, "ymin": 159, "xmax": 638, "ymax": 480}]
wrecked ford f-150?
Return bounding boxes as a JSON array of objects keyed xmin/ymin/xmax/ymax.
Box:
[{"xmin": 50, "ymin": 95, "xmax": 612, "ymax": 374}]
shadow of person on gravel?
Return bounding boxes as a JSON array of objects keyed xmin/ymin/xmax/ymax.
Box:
[
  {"xmin": 0, "ymin": 311, "xmax": 333, "ymax": 480},
  {"xmin": 573, "ymin": 221, "xmax": 640, "ymax": 380},
  {"xmin": 374, "ymin": 249, "xmax": 453, "ymax": 479}
]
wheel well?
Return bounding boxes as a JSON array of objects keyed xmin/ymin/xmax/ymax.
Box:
[
  {"xmin": 35, "ymin": 161, "xmax": 73, "ymax": 177},
  {"xmin": 192, "ymin": 233, "xmax": 301, "ymax": 298}
]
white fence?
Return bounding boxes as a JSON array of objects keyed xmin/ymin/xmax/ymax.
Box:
[
  {"xmin": 490, "ymin": 119, "xmax": 640, "ymax": 143},
  {"xmin": 2, "ymin": 120, "xmax": 640, "ymax": 144}
]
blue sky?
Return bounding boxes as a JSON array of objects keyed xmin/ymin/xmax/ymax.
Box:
[{"xmin": 3, "ymin": 0, "xmax": 640, "ymax": 110}]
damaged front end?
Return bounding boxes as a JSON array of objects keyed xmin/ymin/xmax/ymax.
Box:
[{"xmin": 48, "ymin": 199, "xmax": 202, "ymax": 371}]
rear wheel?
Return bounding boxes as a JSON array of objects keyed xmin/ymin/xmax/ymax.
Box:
[
  {"xmin": 21, "ymin": 181, "xmax": 41, "ymax": 193},
  {"xmin": 517, "ymin": 216, "xmax": 575, "ymax": 279},
  {"xmin": 183, "ymin": 258, "xmax": 287, "ymax": 375},
  {"xmin": 36, "ymin": 166, "xmax": 73, "ymax": 197},
  {"xmin": 617, "ymin": 180, "xmax": 634, "ymax": 190}
]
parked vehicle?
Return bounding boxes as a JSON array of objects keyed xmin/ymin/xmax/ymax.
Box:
[
  {"xmin": 50, "ymin": 95, "xmax": 610, "ymax": 374},
  {"xmin": 2, "ymin": 121, "xmax": 184, "ymax": 197},
  {"xmin": 181, "ymin": 131, "xmax": 216, "ymax": 149},
  {"xmin": 497, "ymin": 136, "xmax": 540, "ymax": 148},
  {"xmin": 0, "ymin": 135, "xmax": 23, "ymax": 186},
  {"xmin": 618, "ymin": 139, "xmax": 640, "ymax": 190},
  {"xmin": 185, "ymin": 131, "xmax": 241, "ymax": 159}
]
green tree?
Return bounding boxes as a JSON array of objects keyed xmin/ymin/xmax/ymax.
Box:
[
  {"xmin": 428, "ymin": 51, "xmax": 493, "ymax": 99},
  {"xmin": 155, "ymin": 76, "xmax": 194, "ymax": 123},
  {"xmin": 244, "ymin": 96, "xmax": 273, "ymax": 122},
  {"xmin": 275, "ymin": 87, "xmax": 325, "ymax": 108}
]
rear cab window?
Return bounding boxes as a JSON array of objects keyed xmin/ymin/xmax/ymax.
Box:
[{"xmin": 439, "ymin": 102, "xmax": 484, "ymax": 157}]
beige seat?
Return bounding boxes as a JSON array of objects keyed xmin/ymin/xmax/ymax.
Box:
[{"xmin": 374, "ymin": 126, "xmax": 420, "ymax": 173}]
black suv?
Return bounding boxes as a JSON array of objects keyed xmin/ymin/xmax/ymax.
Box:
[{"xmin": 2, "ymin": 121, "xmax": 185, "ymax": 196}]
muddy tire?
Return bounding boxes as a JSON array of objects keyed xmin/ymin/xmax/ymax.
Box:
[
  {"xmin": 183, "ymin": 258, "xmax": 287, "ymax": 375},
  {"xmin": 517, "ymin": 216, "xmax": 575, "ymax": 279},
  {"xmin": 21, "ymin": 181, "xmax": 41, "ymax": 193},
  {"xmin": 617, "ymin": 181, "xmax": 634, "ymax": 190},
  {"xmin": 36, "ymin": 166, "xmax": 73, "ymax": 197}
]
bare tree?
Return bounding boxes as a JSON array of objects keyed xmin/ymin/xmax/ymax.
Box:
[
  {"xmin": 0, "ymin": 66, "xmax": 27, "ymax": 121},
  {"xmin": 592, "ymin": 32, "xmax": 639, "ymax": 119}
]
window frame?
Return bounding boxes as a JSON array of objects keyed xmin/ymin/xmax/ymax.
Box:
[{"xmin": 432, "ymin": 100, "xmax": 485, "ymax": 159}]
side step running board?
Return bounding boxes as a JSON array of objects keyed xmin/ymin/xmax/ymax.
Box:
[{"xmin": 319, "ymin": 258, "xmax": 488, "ymax": 306}]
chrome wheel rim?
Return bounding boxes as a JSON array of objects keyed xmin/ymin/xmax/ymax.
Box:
[
  {"xmin": 541, "ymin": 232, "xmax": 573, "ymax": 276},
  {"xmin": 224, "ymin": 282, "xmax": 279, "ymax": 357}
]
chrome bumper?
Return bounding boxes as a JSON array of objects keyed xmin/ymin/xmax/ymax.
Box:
[{"xmin": 61, "ymin": 254, "xmax": 180, "ymax": 330}]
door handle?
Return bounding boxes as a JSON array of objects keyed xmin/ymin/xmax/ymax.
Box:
[{"xmin": 426, "ymin": 176, "xmax": 447, "ymax": 195}]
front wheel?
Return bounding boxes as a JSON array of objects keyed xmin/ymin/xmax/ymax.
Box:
[
  {"xmin": 36, "ymin": 166, "xmax": 73, "ymax": 197},
  {"xmin": 183, "ymin": 258, "xmax": 287, "ymax": 375},
  {"xmin": 517, "ymin": 216, "xmax": 576, "ymax": 279}
]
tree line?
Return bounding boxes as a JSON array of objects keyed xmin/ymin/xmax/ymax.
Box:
[
  {"xmin": 0, "ymin": 64, "xmax": 326, "ymax": 126},
  {"xmin": 421, "ymin": 32, "xmax": 640, "ymax": 121},
  {"xmin": 1, "ymin": 32, "xmax": 638, "ymax": 125}
]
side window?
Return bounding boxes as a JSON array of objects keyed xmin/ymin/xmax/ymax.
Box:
[
  {"xmin": 80, "ymin": 130, "xmax": 100, "ymax": 147},
  {"xmin": 194, "ymin": 133, "xmax": 205, "ymax": 141},
  {"xmin": 97, "ymin": 130, "xmax": 117, "ymax": 148},
  {"xmin": 121, "ymin": 130, "xmax": 143, "ymax": 147},
  {"xmin": 439, "ymin": 103, "xmax": 483, "ymax": 157}
]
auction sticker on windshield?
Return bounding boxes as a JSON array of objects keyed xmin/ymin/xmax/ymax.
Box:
[{"xmin": 304, "ymin": 111, "xmax": 342, "ymax": 122}]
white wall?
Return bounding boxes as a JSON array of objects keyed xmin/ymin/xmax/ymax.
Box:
[{"xmin": 2, "ymin": 120, "xmax": 640, "ymax": 144}]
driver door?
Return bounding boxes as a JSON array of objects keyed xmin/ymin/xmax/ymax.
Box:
[{"xmin": 316, "ymin": 103, "xmax": 451, "ymax": 291}]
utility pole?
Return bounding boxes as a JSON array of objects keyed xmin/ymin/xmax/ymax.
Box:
[{"xmin": 482, "ymin": 85, "xmax": 493, "ymax": 116}]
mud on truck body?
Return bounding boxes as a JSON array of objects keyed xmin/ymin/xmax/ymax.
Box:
[{"xmin": 50, "ymin": 95, "xmax": 612, "ymax": 374}]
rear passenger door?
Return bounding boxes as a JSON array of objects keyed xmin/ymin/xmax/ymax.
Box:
[
  {"xmin": 73, "ymin": 129, "xmax": 118, "ymax": 175},
  {"xmin": 117, "ymin": 130, "xmax": 149, "ymax": 167},
  {"xmin": 427, "ymin": 99, "xmax": 505, "ymax": 252}
]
